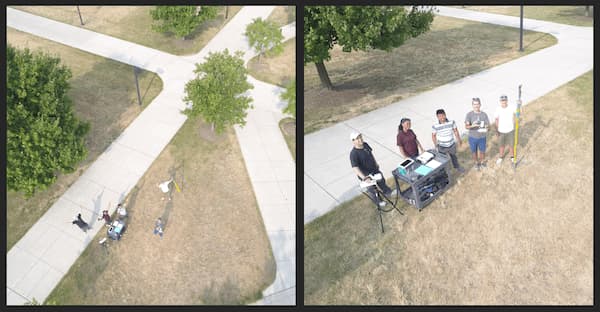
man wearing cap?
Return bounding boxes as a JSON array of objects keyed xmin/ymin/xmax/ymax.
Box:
[
  {"xmin": 350, "ymin": 132, "xmax": 393, "ymax": 203},
  {"xmin": 397, "ymin": 118, "xmax": 424, "ymax": 159},
  {"xmin": 465, "ymin": 97, "xmax": 490, "ymax": 170},
  {"xmin": 432, "ymin": 109, "xmax": 465, "ymax": 173},
  {"xmin": 493, "ymin": 94, "xmax": 518, "ymax": 165}
]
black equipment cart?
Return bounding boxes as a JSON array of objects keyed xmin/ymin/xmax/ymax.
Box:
[{"xmin": 392, "ymin": 149, "xmax": 452, "ymax": 211}]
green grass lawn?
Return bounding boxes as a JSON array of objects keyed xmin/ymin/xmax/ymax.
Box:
[
  {"xmin": 7, "ymin": 28, "xmax": 162, "ymax": 251},
  {"xmin": 304, "ymin": 15, "xmax": 558, "ymax": 133},
  {"xmin": 11, "ymin": 5, "xmax": 241, "ymax": 55},
  {"xmin": 457, "ymin": 5, "xmax": 593, "ymax": 27}
]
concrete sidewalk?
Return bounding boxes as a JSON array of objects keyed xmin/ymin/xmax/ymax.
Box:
[
  {"xmin": 304, "ymin": 6, "xmax": 592, "ymax": 224},
  {"xmin": 7, "ymin": 6, "xmax": 295, "ymax": 305}
]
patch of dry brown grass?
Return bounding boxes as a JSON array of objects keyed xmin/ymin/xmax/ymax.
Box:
[
  {"xmin": 247, "ymin": 38, "xmax": 296, "ymax": 88},
  {"xmin": 304, "ymin": 15, "xmax": 557, "ymax": 133},
  {"xmin": 47, "ymin": 117, "xmax": 276, "ymax": 304},
  {"xmin": 304, "ymin": 71, "xmax": 593, "ymax": 305},
  {"xmin": 267, "ymin": 6, "xmax": 295, "ymax": 27}
]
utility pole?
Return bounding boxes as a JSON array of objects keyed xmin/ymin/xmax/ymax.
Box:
[
  {"xmin": 519, "ymin": 4, "xmax": 524, "ymax": 52},
  {"xmin": 76, "ymin": 6, "xmax": 84, "ymax": 25},
  {"xmin": 133, "ymin": 67, "xmax": 142, "ymax": 106}
]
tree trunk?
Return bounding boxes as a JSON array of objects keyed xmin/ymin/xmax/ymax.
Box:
[
  {"xmin": 585, "ymin": 6, "xmax": 590, "ymax": 17},
  {"xmin": 315, "ymin": 62, "xmax": 333, "ymax": 90},
  {"xmin": 225, "ymin": 6, "xmax": 229, "ymax": 19}
]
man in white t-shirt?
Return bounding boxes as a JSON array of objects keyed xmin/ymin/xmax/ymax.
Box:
[{"xmin": 493, "ymin": 95, "xmax": 518, "ymax": 165}]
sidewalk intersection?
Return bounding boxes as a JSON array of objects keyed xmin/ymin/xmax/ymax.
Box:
[
  {"xmin": 304, "ymin": 6, "xmax": 593, "ymax": 224},
  {"xmin": 7, "ymin": 6, "xmax": 295, "ymax": 305}
]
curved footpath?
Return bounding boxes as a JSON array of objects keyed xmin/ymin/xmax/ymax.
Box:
[
  {"xmin": 304, "ymin": 6, "xmax": 593, "ymax": 224},
  {"xmin": 7, "ymin": 6, "xmax": 295, "ymax": 305}
]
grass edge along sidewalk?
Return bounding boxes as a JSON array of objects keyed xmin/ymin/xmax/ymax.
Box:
[
  {"xmin": 304, "ymin": 70, "xmax": 593, "ymax": 304},
  {"xmin": 6, "ymin": 27, "xmax": 163, "ymax": 251}
]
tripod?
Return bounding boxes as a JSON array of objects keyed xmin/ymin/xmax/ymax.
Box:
[{"xmin": 361, "ymin": 182, "xmax": 403, "ymax": 233}]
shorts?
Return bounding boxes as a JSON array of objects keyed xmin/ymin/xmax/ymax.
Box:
[
  {"xmin": 468, "ymin": 136, "xmax": 486, "ymax": 153},
  {"xmin": 498, "ymin": 130, "xmax": 515, "ymax": 147}
]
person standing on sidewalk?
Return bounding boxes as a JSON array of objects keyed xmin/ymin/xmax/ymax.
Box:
[
  {"xmin": 72, "ymin": 213, "xmax": 89, "ymax": 233},
  {"xmin": 349, "ymin": 132, "xmax": 393, "ymax": 205},
  {"xmin": 431, "ymin": 109, "xmax": 465, "ymax": 173},
  {"xmin": 397, "ymin": 117, "xmax": 424, "ymax": 159},
  {"xmin": 465, "ymin": 97, "xmax": 490, "ymax": 170},
  {"xmin": 494, "ymin": 95, "xmax": 517, "ymax": 165}
]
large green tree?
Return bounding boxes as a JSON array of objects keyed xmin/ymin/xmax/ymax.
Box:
[
  {"xmin": 244, "ymin": 17, "xmax": 284, "ymax": 61},
  {"xmin": 183, "ymin": 49, "xmax": 254, "ymax": 134},
  {"xmin": 281, "ymin": 79, "xmax": 296, "ymax": 117},
  {"xmin": 304, "ymin": 6, "xmax": 435, "ymax": 89},
  {"xmin": 150, "ymin": 5, "xmax": 218, "ymax": 40},
  {"xmin": 6, "ymin": 45, "xmax": 89, "ymax": 196}
]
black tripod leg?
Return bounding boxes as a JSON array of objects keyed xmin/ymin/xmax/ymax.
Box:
[{"xmin": 379, "ymin": 207, "xmax": 385, "ymax": 233}]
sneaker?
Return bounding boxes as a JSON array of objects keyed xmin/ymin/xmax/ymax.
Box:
[
  {"xmin": 510, "ymin": 157, "xmax": 514, "ymax": 163},
  {"xmin": 378, "ymin": 201, "xmax": 387, "ymax": 207},
  {"xmin": 475, "ymin": 163, "xmax": 481, "ymax": 171},
  {"xmin": 496, "ymin": 158, "xmax": 503, "ymax": 165},
  {"xmin": 480, "ymin": 161, "xmax": 487, "ymax": 168},
  {"xmin": 456, "ymin": 167, "xmax": 465, "ymax": 173}
]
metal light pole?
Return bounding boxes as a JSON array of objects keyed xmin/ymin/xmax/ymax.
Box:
[
  {"xmin": 133, "ymin": 67, "xmax": 142, "ymax": 106},
  {"xmin": 76, "ymin": 6, "xmax": 84, "ymax": 25},
  {"xmin": 519, "ymin": 4, "xmax": 524, "ymax": 52}
]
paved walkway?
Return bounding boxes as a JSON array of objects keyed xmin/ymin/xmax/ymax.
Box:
[
  {"xmin": 7, "ymin": 6, "xmax": 295, "ymax": 305},
  {"xmin": 304, "ymin": 6, "xmax": 593, "ymax": 224}
]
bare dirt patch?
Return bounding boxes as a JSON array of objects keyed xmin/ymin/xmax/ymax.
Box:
[
  {"xmin": 47, "ymin": 117, "xmax": 276, "ymax": 304},
  {"xmin": 304, "ymin": 71, "xmax": 593, "ymax": 304},
  {"xmin": 304, "ymin": 15, "xmax": 557, "ymax": 133}
]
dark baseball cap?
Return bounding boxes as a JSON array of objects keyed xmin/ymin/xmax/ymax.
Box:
[{"xmin": 500, "ymin": 95, "xmax": 508, "ymax": 101}]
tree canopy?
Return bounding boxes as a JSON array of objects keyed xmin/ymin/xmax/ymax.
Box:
[
  {"xmin": 7, "ymin": 45, "xmax": 89, "ymax": 196},
  {"xmin": 304, "ymin": 6, "xmax": 435, "ymax": 89},
  {"xmin": 281, "ymin": 79, "xmax": 296, "ymax": 118},
  {"xmin": 244, "ymin": 17, "xmax": 285, "ymax": 60},
  {"xmin": 150, "ymin": 5, "xmax": 218, "ymax": 39},
  {"xmin": 183, "ymin": 49, "xmax": 254, "ymax": 134}
]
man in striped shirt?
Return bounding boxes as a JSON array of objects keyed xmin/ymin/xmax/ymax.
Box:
[{"xmin": 432, "ymin": 109, "xmax": 465, "ymax": 173}]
